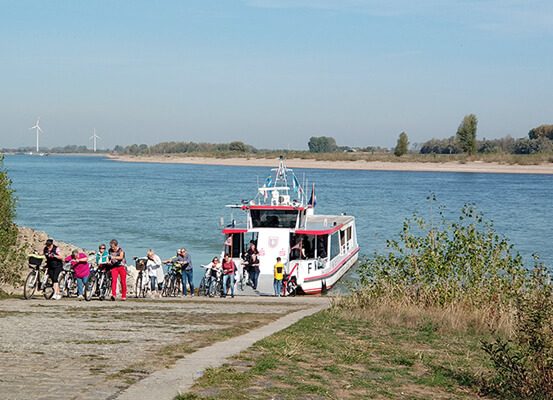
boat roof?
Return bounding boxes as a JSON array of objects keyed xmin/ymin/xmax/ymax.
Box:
[{"xmin": 295, "ymin": 214, "xmax": 354, "ymax": 235}]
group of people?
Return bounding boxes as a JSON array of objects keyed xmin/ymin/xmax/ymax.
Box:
[
  {"xmin": 201, "ymin": 241, "xmax": 260, "ymax": 298},
  {"xmin": 42, "ymin": 238, "xmax": 288, "ymax": 300},
  {"xmin": 43, "ymin": 238, "xmax": 126, "ymax": 300},
  {"xmin": 139, "ymin": 248, "xmax": 194, "ymax": 298},
  {"xmin": 201, "ymin": 241, "xmax": 285, "ymax": 298}
]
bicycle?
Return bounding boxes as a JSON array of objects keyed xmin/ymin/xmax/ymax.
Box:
[
  {"xmin": 198, "ymin": 265, "xmax": 212, "ymax": 296},
  {"xmin": 84, "ymin": 264, "xmax": 112, "ymax": 301},
  {"xmin": 238, "ymin": 263, "xmax": 251, "ymax": 291},
  {"xmin": 133, "ymin": 257, "xmax": 150, "ymax": 298},
  {"xmin": 58, "ymin": 262, "xmax": 76, "ymax": 298},
  {"xmin": 208, "ymin": 267, "xmax": 223, "ymax": 297},
  {"xmin": 161, "ymin": 263, "xmax": 182, "ymax": 297},
  {"xmin": 23, "ymin": 254, "xmax": 54, "ymax": 300},
  {"xmin": 282, "ymin": 263, "xmax": 299, "ymax": 297}
]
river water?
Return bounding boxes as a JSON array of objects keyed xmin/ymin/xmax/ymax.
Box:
[{"xmin": 4, "ymin": 155, "xmax": 552, "ymax": 283}]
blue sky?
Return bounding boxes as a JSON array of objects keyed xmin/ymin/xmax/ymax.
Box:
[{"xmin": 1, "ymin": 0, "xmax": 552, "ymax": 149}]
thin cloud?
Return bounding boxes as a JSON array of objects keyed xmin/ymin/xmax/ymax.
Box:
[{"xmin": 244, "ymin": 0, "xmax": 553, "ymax": 35}]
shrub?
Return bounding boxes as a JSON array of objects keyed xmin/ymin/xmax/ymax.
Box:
[
  {"xmin": 513, "ymin": 137, "xmax": 553, "ymax": 154},
  {"xmin": 528, "ymin": 124, "xmax": 553, "ymax": 140},
  {"xmin": 307, "ymin": 136, "xmax": 338, "ymax": 153},
  {"xmin": 482, "ymin": 263, "xmax": 553, "ymax": 399},
  {"xmin": 355, "ymin": 197, "xmax": 526, "ymax": 307},
  {"xmin": 419, "ymin": 137, "xmax": 462, "ymax": 154},
  {"xmin": 0, "ymin": 155, "xmax": 24, "ymax": 287}
]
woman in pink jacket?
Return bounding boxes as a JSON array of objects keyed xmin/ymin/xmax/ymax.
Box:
[{"xmin": 65, "ymin": 250, "xmax": 91, "ymax": 300}]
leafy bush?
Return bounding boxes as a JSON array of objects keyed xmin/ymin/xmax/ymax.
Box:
[
  {"xmin": 528, "ymin": 124, "xmax": 553, "ymax": 140},
  {"xmin": 356, "ymin": 197, "xmax": 526, "ymax": 307},
  {"xmin": 482, "ymin": 264, "xmax": 553, "ymax": 399},
  {"xmin": 0, "ymin": 155, "xmax": 24, "ymax": 287},
  {"xmin": 419, "ymin": 137, "xmax": 462, "ymax": 154},
  {"xmin": 513, "ymin": 137, "xmax": 553, "ymax": 154},
  {"xmin": 307, "ymin": 136, "xmax": 338, "ymax": 153}
]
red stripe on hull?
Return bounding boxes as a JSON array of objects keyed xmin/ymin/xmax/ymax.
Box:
[{"xmin": 304, "ymin": 247, "xmax": 360, "ymax": 282}]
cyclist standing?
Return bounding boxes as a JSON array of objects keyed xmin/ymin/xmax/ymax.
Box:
[
  {"xmin": 248, "ymin": 253, "xmax": 260, "ymax": 290},
  {"xmin": 180, "ymin": 248, "xmax": 194, "ymax": 298},
  {"xmin": 108, "ymin": 239, "xmax": 127, "ymax": 301},
  {"xmin": 96, "ymin": 244, "xmax": 109, "ymax": 268},
  {"xmin": 43, "ymin": 239, "xmax": 63, "ymax": 300},
  {"xmin": 65, "ymin": 249, "xmax": 90, "ymax": 300},
  {"xmin": 146, "ymin": 249, "xmax": 164, "ymax": 297},
  {"xmin": 222, "ymin": 253, "xmax": 236, "ymax": 298}
]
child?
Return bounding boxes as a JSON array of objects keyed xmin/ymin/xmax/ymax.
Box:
[{"xmin": 273, "ymin": 257, "xmax": 285, "ymax": 297}]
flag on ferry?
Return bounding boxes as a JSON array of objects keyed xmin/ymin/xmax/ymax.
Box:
[
  {"xmin": 308, "ymin": 183, "xmax": 317, "ymax": 207},
  {"xmin": 224, "ymin": 235, "xmax": 233, "ymax": 246},
  {"xmin": 292, "ymin": 175, "xmax": 300, "ymax": 194}
]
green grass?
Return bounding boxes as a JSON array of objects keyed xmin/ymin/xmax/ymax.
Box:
[{"xmin": 178, "ymin": 307, "xmax": 494, "ymax": 400}]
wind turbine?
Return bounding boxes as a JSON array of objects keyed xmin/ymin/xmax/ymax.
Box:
[
  {"xmin": 29, "ymin": 118, "xmax": 43, "ymax": 153},
  {"xmin": 89, "ymin": 128, "xmax": 101, "ymax": 152}
]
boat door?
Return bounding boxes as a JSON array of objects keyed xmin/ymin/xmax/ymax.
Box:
[{"xmin": 256, "ymin": 229, "xmax": 290, "ymax": 277}]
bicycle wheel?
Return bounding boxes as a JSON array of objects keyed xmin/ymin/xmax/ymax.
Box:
[
  {"xmin": 57, "ymin": 271, "xmax": 66, "ymax": 297},
  {"xmin": 84, "ymin": 275, "xmax": 97, "ymax": 301},
  {"xmin": 135, "ymin": 274, "xmax": 143, "ymax": 298},
  {"xmin": 286, "ymin": 279, "xmax": 298, "ymax": 297},
  {"xmin": 171, "ymin": 277, "xmax": 179, "ymax": 297},
  {"xmin": 43, "ymin": 277, "xmax": 54, "ymax": 300},
  {"xmin": 161, "ymin": 276, "xmax": 170, "ymax": 297},
  {"xmin": 63, "ymin": 275, "xmax": 74, "ymax": 298},
  {"xmin": 198, "ymin": 278, "xmax": 206, "ymax": 297},
  {"xmin": 23, "ymin": 270, "xmax": 38, "ymax": 299},
  {"xmin": 100, "ymin": 274, "xmax": 111, "ymax": 300},
  {"xmin": 208, "ymin": 279, "xmax": 216, "ymax": 297}
]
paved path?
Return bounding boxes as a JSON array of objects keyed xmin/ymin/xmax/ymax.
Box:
[
  {"xmin": 117, "ymin": 298, "xmax": 329, "ymax": 400},
  {"xmin": 0, "ymin": 296, "xmax": 328, "ymax": 400}
]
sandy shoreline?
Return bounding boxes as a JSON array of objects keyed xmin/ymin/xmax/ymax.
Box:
[{"xmin": 107, "ymin": 154, "xmax": 553, "ymax": 175}]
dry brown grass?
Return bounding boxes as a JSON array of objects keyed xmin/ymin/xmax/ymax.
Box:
[
  {"xmin": 331, "ymin": 295, "xmax": 515, "ymax": 338},
  {"xmin": 117, "ymin": 150, "xmax": 553, "ymax": 165}
]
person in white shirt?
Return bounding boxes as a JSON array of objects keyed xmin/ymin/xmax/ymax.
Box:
[{"xmin": 146, "ymin": 249, "xmax": 164, "ymax": 297}]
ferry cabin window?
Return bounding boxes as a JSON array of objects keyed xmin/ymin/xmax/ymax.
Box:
[
  {"xmin": 289, "ymin": 234, "xmax": 315, "ymax": 260},
  {"xmin": 224, "ymin": 233, "xmax": 243, "ymax": 258},
  {"xmin": 330, "ymin": 232, "xmax": 340, "ymax": 259},
  {"xmin": 250, "ymin": 210, "xmax": 298, "ymax": 229},
  {"xmin": 316, "ymin": 235, "xmax": 328, "ymax": 259}
]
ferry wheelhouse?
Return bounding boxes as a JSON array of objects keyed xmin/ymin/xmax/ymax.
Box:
[{"xmin": 222, "ymin": 157, "xmax": 359, "ymax": 295}]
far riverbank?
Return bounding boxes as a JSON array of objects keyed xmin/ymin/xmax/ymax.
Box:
[{"xmin": 108, "ymin": 154, "xmax": 553, "ymax": 175}]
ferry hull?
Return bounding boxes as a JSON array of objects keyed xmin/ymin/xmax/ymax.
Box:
[{"xmin": 300, "ymin": 247, "xmax": 360, "ymax": 294}]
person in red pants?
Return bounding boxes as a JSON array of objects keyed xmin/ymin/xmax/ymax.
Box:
[{"xmin": 108, "ymin": 239, "xmax": 127, "ymax": 301}]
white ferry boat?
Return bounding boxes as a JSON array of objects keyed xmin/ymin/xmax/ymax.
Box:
[{"xmin": 222, "ymin": 157, "xmax": 359, "ymax": 295}]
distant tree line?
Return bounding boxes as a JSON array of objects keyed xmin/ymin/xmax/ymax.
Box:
[
  {"xmin": 1, "ymin": 145, "xmax": 103, "ymax": 154},
  {"xmin": 113, "ymin": 140, "xmax": 256, "ymax": 155},
  {"xmin": 420, "ymin": 123, "xmax": 553, "ymax": 155}
]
